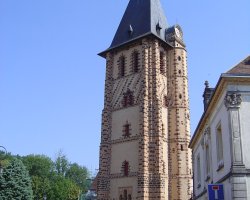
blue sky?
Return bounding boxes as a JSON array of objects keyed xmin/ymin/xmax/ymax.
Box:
[{"xmin": 0, "ymin": 0, "xmax": 249, "ymax": 172}]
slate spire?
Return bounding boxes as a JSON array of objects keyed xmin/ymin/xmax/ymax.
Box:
[{"xmin": 110, "ymin": 0, "xmax": 168, "ymax": 49}]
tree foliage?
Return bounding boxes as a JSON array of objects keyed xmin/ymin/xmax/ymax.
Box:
[
  {"xmin": 0, "ymin": 158, "xmax": 33, "ymax": 200},
  {"xmin": 55, "ymin": 151, "xmax": 69, "ymax": 176},
  {"xmin": 22, "ymin": 154, "xmax": 54, "ymax": 178},
  {"xmin": 49, "ymin": 175, "xmax": 79, "ymax": 200},
  {"xmin": 0, "ymin": 151, "xmax": 91, "ymax": 199},
  {"xmin": 66, "ymin": 163, "xmax": 90, "ymax": 193}
]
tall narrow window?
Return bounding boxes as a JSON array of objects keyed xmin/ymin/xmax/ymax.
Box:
[
  {"xmin": 119, "ymin": 56, "xmax": 125, "ymax": 77},
  {"xmin": 124, "ymin": 190, "xmax": 128, "ymax": 200},
  {"xmin": 133, "ymin": 51, "xmax": 139, "ymax": 73},
  {"xmin": 123, "ymin": 122, "xmax": 131, "ymax": 138},
  {"xmin": 123, "ymin": 89, "xmax": 134, "ymax": 107},
  {"xmin": 197, "ymin": 154, "xmax": 201, "ymax": 187},
  {"xmin": 216, "ymin": 123, "xmax": 224, "ymax": 169},
  {"xmin": 123, "ymin": 161, "xmax": 129, "ymax": 176},
  {"xmin": 160, "ymin": 52, "xmax": 165, "ymax": 74},
  {"xmin": 205, "ymin": 144, "xmax": 211, "ymax": 178}
]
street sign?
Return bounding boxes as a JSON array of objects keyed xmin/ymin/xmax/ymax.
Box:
[{"xmin": 208, "ymin": 184, "xmax": 224, "ymax": 200}]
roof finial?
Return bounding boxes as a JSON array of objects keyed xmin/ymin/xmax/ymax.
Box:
[
  {"xmin": 128, "ymin": 25, "xmax": 133, "ymax": 36},
  {"xmin": 156, "ymin": 21, "xmax": 162, "ymax": 33},
  {"xmin": 205, "ymin": 80, "xmax": 209, "ymax": 88}
]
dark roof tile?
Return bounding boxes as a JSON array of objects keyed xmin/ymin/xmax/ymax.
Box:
[
  {"xmin": 110, "ymin": 0, "xmax": 168, "ymax": 49},
  {"xmin": 226, "ymin": 56, "xmax": 250, "ymax": 74}
]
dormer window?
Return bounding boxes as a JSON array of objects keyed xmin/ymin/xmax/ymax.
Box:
[{"xmin": 119, "ymin": 56, "xmax": 125, "ymax": 77}]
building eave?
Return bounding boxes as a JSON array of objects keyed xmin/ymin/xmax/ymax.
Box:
[
  {"xmin": 189, "ymin": 76, "xmax": 223, "ymax": 148},
  {"xmin": 189, "ymin": 74, "xmax": 250, "ymax": 148},
  {"xmin": 98, "ymin": 33, "xmax": 173, "ymax": 58}
]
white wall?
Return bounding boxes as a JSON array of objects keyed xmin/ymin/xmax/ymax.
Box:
[{"xmin": 209, "ymin": 100, "xmax": 231, "ymax": 183}]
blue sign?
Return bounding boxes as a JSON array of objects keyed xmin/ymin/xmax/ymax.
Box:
[{"xmin": 208, "ymin": 184, "xmax": 224, "ymax": 200}]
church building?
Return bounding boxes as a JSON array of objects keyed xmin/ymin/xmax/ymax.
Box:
[{"xmin": 98, "ymin": 0, "xmax": 192, "ymax": 199}]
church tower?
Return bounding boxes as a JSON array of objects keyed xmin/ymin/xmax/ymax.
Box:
[{"xmin": 98, "ymin": 0, "xmax": 192, "ymax": 199}]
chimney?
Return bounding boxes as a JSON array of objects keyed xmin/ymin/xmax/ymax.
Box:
[{"xmin": 203, "ymin": 81, "xmax": 214, "ymax": 110}]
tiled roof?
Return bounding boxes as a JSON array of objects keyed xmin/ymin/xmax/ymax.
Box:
[
  {"xmin": 109, "ymin": 0, "xmax": 168, "ymax": 49},
  {"xmin": 226, "ymin": 56, "xmax": 250, "ymax": 74}
]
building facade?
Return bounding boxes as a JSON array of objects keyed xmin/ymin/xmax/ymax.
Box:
[
  {"xmin": 98, "ymin": 0, "xmax": 192, "ymax": 199},
  {"xmin": 190, "ymin": 56, "xmax": 250, "ymax": 200}
]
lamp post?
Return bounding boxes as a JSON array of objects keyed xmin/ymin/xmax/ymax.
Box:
[{"xmin": 0, "ymin": 146, "xmax": 7, "ymax": 174}]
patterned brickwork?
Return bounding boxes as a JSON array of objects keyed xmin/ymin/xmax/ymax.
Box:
[
  {"xmin": 167, "ymin": 43, "xmax": 192, "ymax": 200},
  {"xmin": 98, "ymin": 36, "xmax": 192, "ymax": 199},
  {"xmin": 98, "ymin": 52, "xmax": 114, "ymax": 199}
]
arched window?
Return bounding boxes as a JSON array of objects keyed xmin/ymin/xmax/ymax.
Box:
[
  {"xmin": 119, "ymin": 56, "xmax": 125, "ymax": 77},
  {"xmin": 132, "ymin": 51, "xmax": 139, "ymax": 73}
]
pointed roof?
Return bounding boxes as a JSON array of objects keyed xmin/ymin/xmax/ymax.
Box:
[
  {"xmin": 108, "ymin": 0, "xmax": 168, "ymax": 50},
  {"xmin": 226, "ymin": 55, "xmax": 250, "ymax": 75}
]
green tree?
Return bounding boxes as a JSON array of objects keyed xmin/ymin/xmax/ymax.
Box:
[
  {"xmin": 55, "ymin": 151, "xmax": 69, "ymax": 176},
  {"xmin": 0, "ymin": 151, "xmax": 13, "ymax": 172},
  {"xmin": 22, "ymin": 154, "xmax": 54, "ymax": 199},
  {"xmin": 49, "ymin": 175, "xmax": 79, "ymax": 200},
  {"xmin": 66, "ymin": 163, "xmax": 90, "ymax": 194},
  {"xmin": 0, "ymin": 158, "xmax": 33, "ymax": 200},
  {"xmin": 31, "ymin": 176, "xmax": 51, "ymax": 200},
  {"xmin": 22, "ymin": 154, "xmax": 54, "ymax": 177}
]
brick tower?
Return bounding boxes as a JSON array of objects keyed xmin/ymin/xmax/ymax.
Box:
[{"xmin": 97, "ymin": 0, "xmax": 192, "ymax": 199}]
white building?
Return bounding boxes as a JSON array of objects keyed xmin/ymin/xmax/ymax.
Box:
[{"xmin": 190, "ymin": 55, "xmax": 250, "ymax": 200}]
